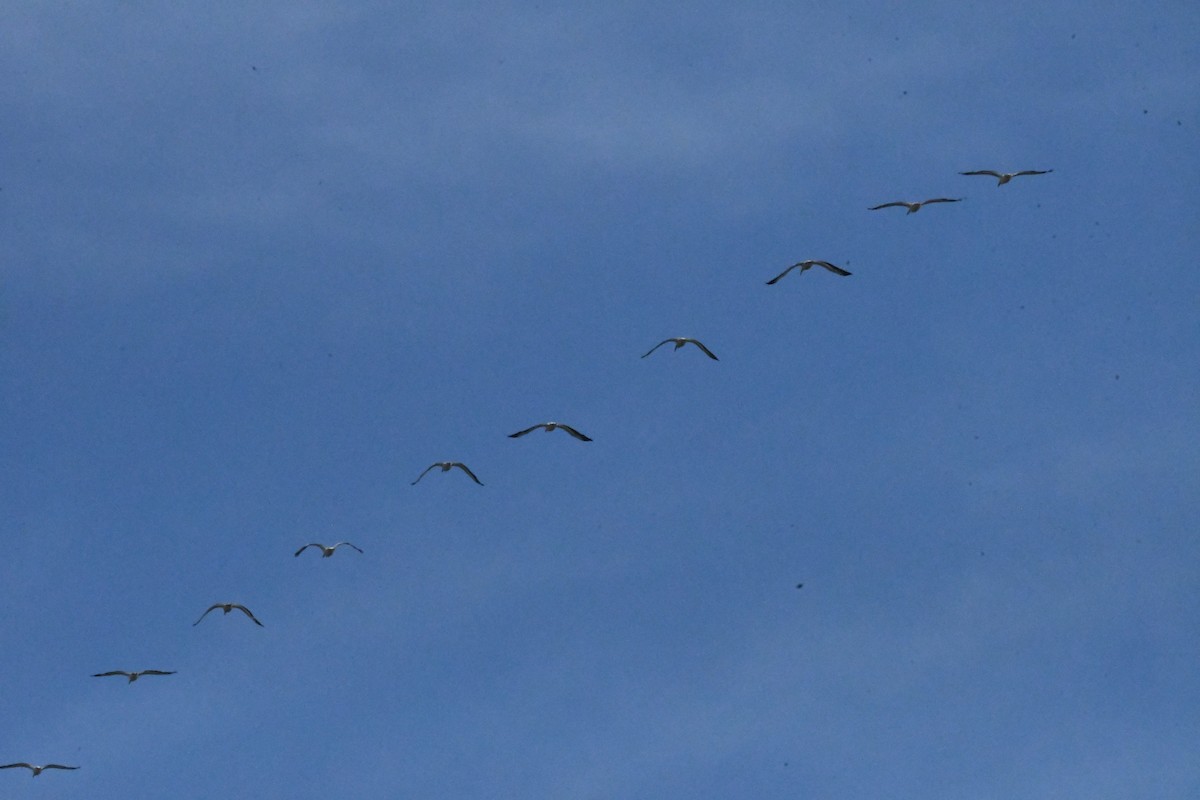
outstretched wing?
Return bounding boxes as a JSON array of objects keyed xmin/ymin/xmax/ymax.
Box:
[
  {"xmin": 508, "ymin": 424, "xmax": 542, "ymax": 438},
  {"xmin": 91, "ymin": 671, "xmax": 130, "ymax": 678},
  {"xmin": 452, "ymin": 463, "xmax": 484, "ymax": 485},
  {"xmin": 557, "ymin": 424, "xmax": 593, "ymax": 442},
  {"xmin": 0, "ymin": 763, "xmax": 36, "ymax": 771},
  {"xmin": 765, "ymin": 263, "xmax": 801, "ymax": 285},
  {"xmin": 139, "ymin": 670, "xmax": 177, "ymax": 677},
  {"xmin": 1013, "ymin": 169, "xmax": 1052, "ymax": 177},
  {"xmin": 922, "ymin": 197, "xmax": 963, "ymax": 205},
  {"xmin": 233, "ymin": 605, "xmax": 265, "ymax": 627},
  {"xmin": 959, "ymin": 170, "xmax": 1003, "ymax": 178},
  {"xmin": 869, "ymin": 201, "xmax": 908, "ymax": 211},
  {"xmin": 192, "ymin": 605, "xmax": 221, "ymax": 626},
  {"xmin": 294, "ymin": 543, "xmax": 324, "ymax": 557},
  {"xmin": 686, "ymin": 340, "xmax": 719, "ymax": 360},
  {"xmin": 332, "ymin": 542, "xmax": 364, "ymax": 554},
  {"xmin": 640, "ymin": 339, "xmax": 673, "ymax": 358},
  {"xmin": 42, "ymin": 765, "xmax": 79, "ymax": 771},
  {"xmin": 813, "ymin": 261, "xmax": 851, "ymax": 276},
  {"xmin": 410, "ymin": 464, "xmax": 437, "ymax": 485}
]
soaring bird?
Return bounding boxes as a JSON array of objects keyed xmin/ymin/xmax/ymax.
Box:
[
  {"xmin": 508, "ymin": 422, "xmax": 592, "ymax": 442},
  {"xmin": 92, "ymin": 670, "xmax": 176, "ymax": 683},
  {"xmin": 193, "ymin": 603, "xmax": 264, "ymax": 627},
  {"xmin": 0, "ymin": 763, "xmax": 79, "ymax": 777},
  {"xmin": 765, "ymin": 260, "xmax": 851, "ymax": 285},
  {"xmin": 641, "ymin": 338, "xmax": 719, "ymax": 360},
  {"xmin": 869, "ymin": 198, "xmax": 963, "ymax": 214},
  {"xmin": 294, "ymin": 542, "xmax": 364, "ymax": 558},
  {"xmin": 959, "ymin": 169, "xmax": 1052, "ymax": 185},
  {"xmin": 411, "ymin": 462, "xmax": 484, "ymax": 486}
]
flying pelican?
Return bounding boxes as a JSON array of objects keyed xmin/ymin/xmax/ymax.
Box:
[
  {"xmin": 641, "ymin": 338, "xmax": 719, "ymax": 360},
  {"xmin": 508, "ymin": 422, "xmax": 592, "ymax": 442},
  {"xmin": 959, "ymin": 169, "xmax": 1052, "ymax": 185},
  {"xmin": 0, "ymin": 763, "xmax": 79, "ymax": 777},
  {"xmin": 869, "ymin": 198, "xmax": 963, "ymax": 214},
  {"xmin": 294, "ymin": 542, "xmax": 364, "ymax": 558},
  {"xmin": 92, "ymin": 669, "xmax": 176, "ymax": 683},
  {"xmin": 411, "ymin": 462, "xmax": 484, "ymax": 486},
  {"xmin": 765, "ymin": 260, "xmax": 851, "ymax": 285},
  {"xmin": 193, "ymin": 603, "xmax": 264, "ymax": 627}
]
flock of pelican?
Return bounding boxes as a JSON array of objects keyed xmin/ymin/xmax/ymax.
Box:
[{"xmin": 7, "ymin": 166, "xmax": 1051, "ymax": 780}]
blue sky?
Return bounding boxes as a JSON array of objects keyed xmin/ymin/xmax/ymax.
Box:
[{"xmin": 2, "ymin": 2, "xmax": 1197, "ymax": 797}]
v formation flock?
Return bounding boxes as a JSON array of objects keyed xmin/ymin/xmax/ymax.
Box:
[{"xmin": 7, "ymin": 166, "xmax": 1052, "ymax": 780}]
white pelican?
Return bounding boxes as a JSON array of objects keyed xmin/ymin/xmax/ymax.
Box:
[
  {"xmin": 959, "ymin": 169, "xmax": 1052, "ymax": 185},
  {"xmin": 766, "ymin": 260, "xmax": 851, "ymax": 285},
  {"xmin": 508, "ymin": 422, "xmax": 592, "ymax": 442},
  {"xmin": 411, "ymin": 462, "xmax": 484, "ymax": 486},
  {"xmin": 294, "ymin": 542, "xmax": 363, "ymax": 558},
  {"xmin": 92, "ymin": 669, "xmax": 176, "ymax": 683},
  {"xmin": 0, "ymin": 763, "xmax": 79, "ymax": 776},
  {"xmin": 641, "ymin": 338, "xmax": 719, "ymax": 360},
  {"xmin": 193, "ymin": 603, "xmax": 264, "ymax": 627},
  {"xmin": 869, "ymin": 198, "xmax": 963, "ymax": 214}
]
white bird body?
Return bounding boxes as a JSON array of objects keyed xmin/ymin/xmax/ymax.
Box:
[
  {"xmin": 411, "ymin": 462, "xmax": 484, "ymax": 486},
  {"xmin": 766, "ymin": 260, "xmax": 851, "ymax": 285},
  {"xmin": 959, "ymin": 169, "xmax": 1052, "ymax": 185},
  {"xmin": 0, "ymin": 763, "xmax": 79, "ymax": 777},
  {"xmin": 641, "ymin": 338, "xmax": 719, "ymax": 360},
  {"xmin": 869, "ymin": 198, "xmax": 963, "ymax": 214},
  {"xmin": 294, "ymin": 542, "xmax": 364, "ymax": 558},
  {"xmin": 92, "ymin": 669, "xmax": 176, "ymax": 683},
  {"xmin": 193, "ymin": 603, "xmax": 264, "ymax": 627},
  {"xmin": 508, "ymin": 422, "xmax": 593, "ymax": 442}
]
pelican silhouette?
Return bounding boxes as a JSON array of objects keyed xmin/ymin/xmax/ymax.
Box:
[
  {"xmin": 959, "ymin": 169, "xmax": 1052, "ymax": 185},
  {"xmin": 0, "ymin": 763, "xmax": 79, "ymax": 777},
  {"xmin": 765, "ymin": 260, "xmax": 851, "ymax": 284},
  {"xmin": 870, "ymin": 198, "xmax": 963, "ymax": 214},
  {"xmin": 193, "ymin": 603, "xmax": 264, "ymax": 627},
  {"xmin": 92, "ymin": 670, "xmax": 176, "ymax": 683},
  {"xmin": 294, "ymin": 542, "xmax": 364, "ymax": 558},
  {"xmin": 508, "ymin": 422, "xmax": 592, "ymax": 442},
  {"xmin": 641, "ymin": 338, "xmax": 719, "ymax": 360},
  {"xmin": 411, "ymin": 462, "xmax": 484, "ymax": 486}
]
